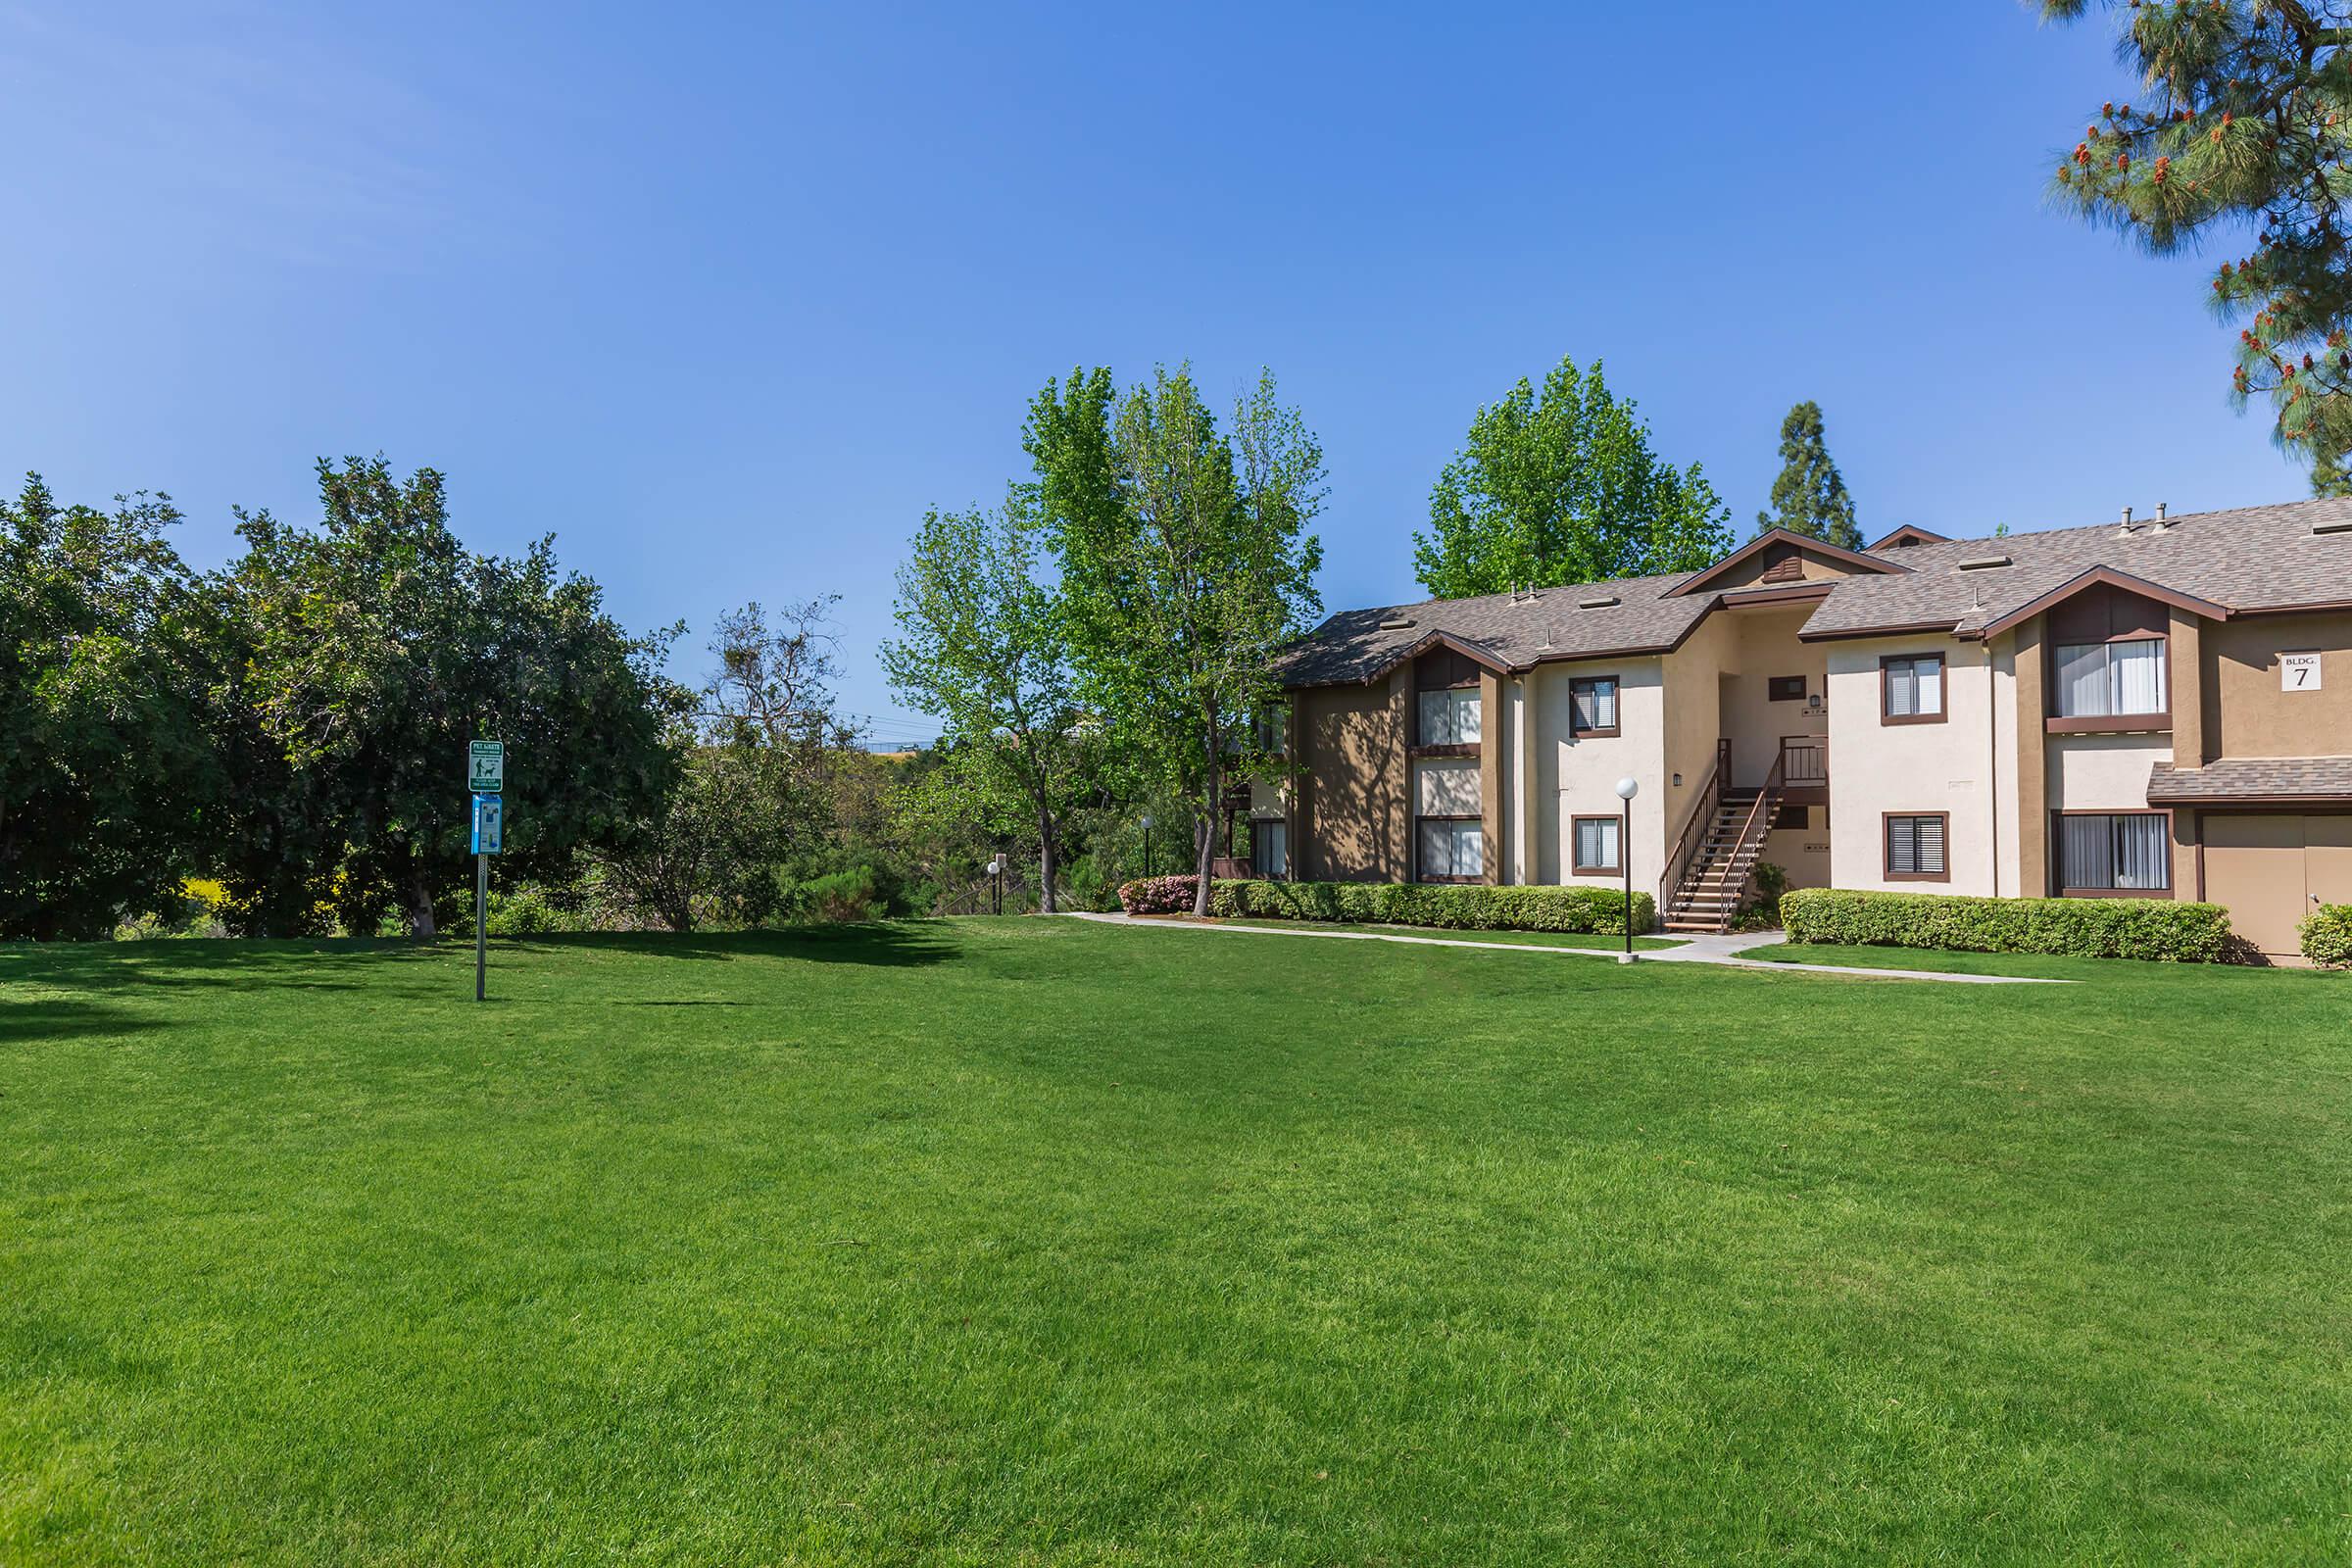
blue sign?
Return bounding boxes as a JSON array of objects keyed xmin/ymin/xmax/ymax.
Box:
[{"xmin": 471, "ymin": 793, "xmax": 504, "ymax": 855}]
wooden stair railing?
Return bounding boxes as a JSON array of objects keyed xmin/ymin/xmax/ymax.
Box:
[
  {"xmin": 1664, "ymin": 746, "xmax": 1785, "ymax": 933},
  {"xmin": 1657, "ymin": 738, "xmax": 1730, "ymax": 921}
]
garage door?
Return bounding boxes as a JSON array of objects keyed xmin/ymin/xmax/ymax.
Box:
[{"xmin": 2203, "ymin": 814, "xmax": 2352, "ymax": 958}]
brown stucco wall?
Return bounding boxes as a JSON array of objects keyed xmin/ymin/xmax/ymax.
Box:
[
  {"xmin": 2168, "ymin": 612, "xmax": 2206, "ymax": 894},
  {"xmin": 1294, "ymin": 673, "xmax": 1408, "ymax": 882},
  {"xmin": 2013, "ymin": 614, "xmax": 2048, "ymax": 895},
  {"xmin": 2202, "ymin": 610, "xmax": 2352, "ymax": 759}
]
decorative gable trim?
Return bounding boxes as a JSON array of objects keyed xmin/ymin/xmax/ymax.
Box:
[
  {"xmin": 1664, "ymin": 526, "xmax": 1910, "ymax": 598},
  {"xmin": 1971, "ymin": 565, "xmax": 2233, "ymax": 639}
]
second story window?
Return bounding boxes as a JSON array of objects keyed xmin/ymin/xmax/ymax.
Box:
[
  {"xmin": 2053, "ymin": 637, "xmax": 2167, "ymax": 718},
  {"xmin": 1569, "ymin": 675, "xmax": 1620, "ymax": 737},
  {"xmin": 1882, "ymin": 654, "xmax": 1945, "ymax": 723},
  {"xmin": 1418, "ymin": 686, "xmax": 1481, "ymax": 746}
]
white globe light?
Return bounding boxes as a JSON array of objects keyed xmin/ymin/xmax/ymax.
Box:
[{"xmin": 1614, "ymin": 776, "xmax": 1640, "ymax": 800}]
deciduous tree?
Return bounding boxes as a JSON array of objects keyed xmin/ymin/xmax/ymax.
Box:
[
  {"xmin": 1027, "ymin": 366, "xmax": 1323, "ymax": 916},
  {"xmin": 1412, "ymin": 358, "xmax": 1732, "ymax": 598},
  {"xmin": 882, "ymin": 506, "xmax": 1095, "ymax": 911}
]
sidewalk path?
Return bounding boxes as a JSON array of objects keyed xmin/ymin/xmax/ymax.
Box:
[{"xmin": 1064, "ymin": 912, "xmax": 2068, "ymax": 986}]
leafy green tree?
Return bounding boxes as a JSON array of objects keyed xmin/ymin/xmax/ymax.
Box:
[
  {"xmin": 602, "ymin": 598, "xmax": 859, "ymax": 931},
  {"xmin": 1027, "ymin": 366, "xmax": 1324, "ymax": 916},
  {"xmin": 1412, "ymin": 358, "xmax": 1732, "ymax": 598},
  {"xmin": 882, "ymin": 506, "xmax": 1096, "ymax": 911},
  {"xmin": 229, "ymin": 457, "xmax": 679, "ymax": 937},
  {"xmin": 2039, "ymin": 2, "xmax": 2352, "ymax": 491},
  {"xmin": 1755, "ymin": 401, "xmax": 1860, "ymax": 548},
  {"xmin": 0, "ymin": 476, "xmax": 222, "ymax": 939}
]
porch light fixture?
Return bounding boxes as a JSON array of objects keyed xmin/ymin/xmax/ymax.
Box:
[{"xmin": 1614, "ymin": 776, "xmax": 1640, "ymax": 963}]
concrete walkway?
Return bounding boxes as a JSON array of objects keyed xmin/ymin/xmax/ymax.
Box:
[{"xmin": 1066, "ymin": 911, "xmax": 2068, "ymax": 985}]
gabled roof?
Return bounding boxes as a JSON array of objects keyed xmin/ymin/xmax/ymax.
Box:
[
  {"xmin": 1662, "ymin": 526, "xmax": 1909, "ymax": 598},
  {"xmin": 1973, "ymin": 565, "xmax": 2233, "ymax": 639},
  {"xmin": 1271, "ymin": 496, "xmax": 2352, "ymax": 689},
  {"xmin": 1866, "ymin": 523, "xmax": 1950, "ymax": 551}
]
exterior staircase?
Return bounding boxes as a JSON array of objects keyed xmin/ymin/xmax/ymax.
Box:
[{"xmin": 1662, "ymin": 787, "xmax": 1778, "ymax": 934}]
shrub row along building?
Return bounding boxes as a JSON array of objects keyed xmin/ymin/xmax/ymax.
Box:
[{"xmin": 1253, "ymin": 500, "xmax": 2352, "ymax": 960}]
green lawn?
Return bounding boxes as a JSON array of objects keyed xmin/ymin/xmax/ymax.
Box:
[
  {"xmin": 1207, "ymin": 917, "xmax": 1683, "ymax": 951},
  {"xmin": 4, "ymin": 920, "xmax": 2348, "ymax": 1565}
]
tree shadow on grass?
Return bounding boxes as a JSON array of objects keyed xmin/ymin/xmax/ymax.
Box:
[
  {"xmin": 0, "ymin": 938, "xmax": 421, "ymax": 995},
  {"xmin": 515, "ymin": 924, "xmax": 956, "ymax": 969},
  {"xmin": 0, "ymin": 1000, "xmax": 167, "ymax": 1047}
]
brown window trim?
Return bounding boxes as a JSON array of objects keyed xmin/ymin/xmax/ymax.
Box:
[
  {"xmin": 1417, "ymin": 813, "xmax": 1483, "ymax": 884},
  {"xmin": 1882, "ymin": 810, "xmax": 1951, "ymax": 882},
  {"xmin": 1409, "ymin": 742, "xmax": 1482, "ymax": 760},
  {"xmin": 1767, "ymin": 674, "xmax": 1806, "ymax": 703},
  {"xmin": 2043, "ymin": 712, "xmax": 2171, "ymax": 736},
  {"xmin": 1570, "ymin": 813, "xmax": 1625, "ymax": 875},
  {"xmin": 1568, "ymin": 674, "xmax": 1623, "ymax": 738},
  {"xmin": 2052, "ymin": 808, "xmax": 2175, "ymax": 900},
  {"xmin": 1880, "ymin": 653, "xmax": 1947, "ymax": 725}
]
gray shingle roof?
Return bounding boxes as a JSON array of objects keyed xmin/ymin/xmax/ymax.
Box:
[
  {"xmin": 2147, "ymin": 758, "xmax": 2352, "ymax": 804},
  {"xmin": 1274, "ymin": 498, "xmax": 2352, "ymax": 687}
]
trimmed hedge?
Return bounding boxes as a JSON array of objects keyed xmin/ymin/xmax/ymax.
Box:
[
  {"xmin": 1207, "ymin": 879, "xmax": 1655, "ymax": 935},
  {"xmin": 2302, "ymin": 904, "xmax": 2352, "ymax": 969},
  {"xmin": 1779, "ymin": 888, "xmax": 2231, "ymax": 963}
]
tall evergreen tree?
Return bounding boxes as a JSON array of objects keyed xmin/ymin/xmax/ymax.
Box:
[
  {"xmin": 2039, "ymin": 2, "xmax": 2352, "ymax": 493},
  {"xmin": 1755, "ymin": 401, "xmax": 1860, "ymax": 549},
  {"xmin": 1411, "ymin": 358, "xmax": 1731, "ymax": 599}
]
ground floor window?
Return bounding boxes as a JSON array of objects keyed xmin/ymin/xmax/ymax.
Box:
[
  {"xmin": 1885, "ymin": 813, "xmax": 1948, "ymax": 881},
  {"xmin": 1571, "ymin": 813, "xmax": 1621, "ymax": 874},
  {"xmin": 1417, "ymin": 816, "xmax": 1482, "ymax": 882},
  {"xmin": 1251, "ymin": 819, "xmax": 1289, "ymax": 879},
  {"xmin": 2056, "ymin": 811, "xmax": 2169, "ymax": 894}
]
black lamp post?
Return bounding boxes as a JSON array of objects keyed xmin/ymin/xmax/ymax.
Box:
[
  {"xmin": 1141, "ymin": 813, "xmax": 1154, "ymax": 879},
  {"xmin": 1614, "ymin": 775, "xmax": 1640, "ymax": 963}
]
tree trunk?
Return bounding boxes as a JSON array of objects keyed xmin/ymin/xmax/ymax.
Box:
[
  {"xmin": 405, "ymin": 858, "xmax": 439, "ymax": 940},
  {"xmin": 1037, "ymin": 804, "xmax": 1059, "ymax": 914},
  {"xmin": 1192, "ymin": 808, "xmax": 1216, "ymax": 917}
]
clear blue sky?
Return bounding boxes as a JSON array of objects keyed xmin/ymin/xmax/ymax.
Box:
[{"xmin": 0, "ymin": 2, "xmax": 2302, "ymax": 742}]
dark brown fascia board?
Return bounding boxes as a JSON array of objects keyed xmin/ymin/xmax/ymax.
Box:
[
  {"xmin": 1866, "ymin": 523, "xmax": 1952, "ymax": 551},
  {"xmin": 1973, "ymin": 565, "xmax": 2234, "ymax": 639},
  {"xmin": 1714, "ymin": 583, "xmax": 1835, "ymax": 609},
  {"xmin": 1796, "ymin": 617, "xmax": 1965, "ymax": 644},
  {"xmin": 2225, "ymin": 596, "xmax": 2352, "ymax": 618},
  {"xmin": 1664, "ymin": 526, "xmax": 1912, "ymax": 598}
]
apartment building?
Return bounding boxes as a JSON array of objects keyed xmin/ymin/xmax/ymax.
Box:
[{"xmin": 1256, "ymin": 499, "xmax": 2352, "ymax": 959}]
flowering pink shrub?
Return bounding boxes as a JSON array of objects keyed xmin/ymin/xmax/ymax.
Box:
[{"xmin": 1116, "ymin": 875, "xmax": 1200, "ymax": 915}]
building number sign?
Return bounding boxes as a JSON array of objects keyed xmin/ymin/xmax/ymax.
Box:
[{"xmin": 2282, "ymin": 652, "xmax": 2324, "ymax": 692}]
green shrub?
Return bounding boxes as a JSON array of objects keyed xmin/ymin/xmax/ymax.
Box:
[
  {"xmin": 1209, "ymin": 880, "xmax": 1654, "ymax": 935},
  {"xmin": 2301, "ymin": 904, "xmax": 2352, "ymax": 969},
  {"xmin": 776, "ymin": 866, "xmax": 888, "ymax": 924},
  {"xmin": 1778, "ymin": 888, "xmax": 2230, "ymax": 963}
]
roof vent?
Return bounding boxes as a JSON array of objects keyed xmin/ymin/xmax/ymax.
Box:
[
  {"xmin": 1377, "ymin": 615, "xmax": 1415, "ymax": 631},
  {"xmin": 1578, "ymin": 595, "xmax": 1619, "ymax": 610},
  {"xmin": 2117, "ymin": 505, "xmax": 2135, "ymax": 536},
  {"xmin": 2155, "ymin": 501, "xmax": 2172, "ymax": 526},
  {"xmin": 2314, "ymin": 518, "xmax": 2352, "ymax": 536},
  {"xmin": 1957, "ymin": 554, "xmax": 2012, "ymax": 570}
]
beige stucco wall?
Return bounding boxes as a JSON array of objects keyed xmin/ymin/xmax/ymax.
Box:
[
  {"xmin": 1826, "ymin": 635, "xmax": 2010, "ymax": 896},
  {"xmin": 1720, "ymin": 608, "xmax": 1828, "ymax": 787},
  {"xmin": 1530, "ymin": 657, "xmax": 1667, "ymax": 890},
  {"xmin": 1414, "ymin": 758, "xmax": 1481, "ymax": 814},
  {"xmin": 2048, "ymin": 735, "xmax": 2170, "ymax": 812},
  {"xmin": 1659, "ymin": 611, "xmax": 1733, "ymax": 851},
  {"xmin": 2202, "ymin": 610, "xmax": 2352, "ymax": 759}
]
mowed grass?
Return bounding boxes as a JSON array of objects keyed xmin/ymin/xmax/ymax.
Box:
[
  {"xmin": 1204, "ymin": 917, "xmax": 1683, "ymax": 951},
  {"xmin": 3, "ymin": 921, "xmax": 2349, "ymax": 1566}
]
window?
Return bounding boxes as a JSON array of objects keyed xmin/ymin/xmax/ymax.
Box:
[
  {"xmin": 1882, "ymin": 654, "xmax": 1945, "ymax": 723},
  {"xmin": 2057, "ymin": 812, "xmax": 2170, "ymax": 895},
  {"xmin": 1251, "ymin": 820, "xmax": 1289, "ymax": 880},
  {"xmin": 1569, "ymin": 675, "xmax": 1620, "ymax": 736},
  {"xmin": 1417, "ymin": 817, "xmax": 1482, "ymax": 882},
  {"xmin": 1885, "ymin": 813, "xmax": 1948, "ymax": 881},
  {"xmin": 1417, "ymin": 687, "xmax": 1482, "ymax": 747},
  {"xmin": 2052, "ymin": 638, "xmax": 2167, "ymax": 718},
  {"xmin": 1768, "ymin": 675, "xmax": 1806, "ymax": 703},
  {"xmin": 1253, "ymin": 706, "xmax": 1289, "ymax": 755},
  {"xmin": 1572, "ymin": 814, "xmax": 1622, "ymax": 874}
]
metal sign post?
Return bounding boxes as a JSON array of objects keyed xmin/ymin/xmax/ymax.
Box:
[{"xmin": 468, "ymin": 742, "xmax": 505, "ymax": 1001}]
